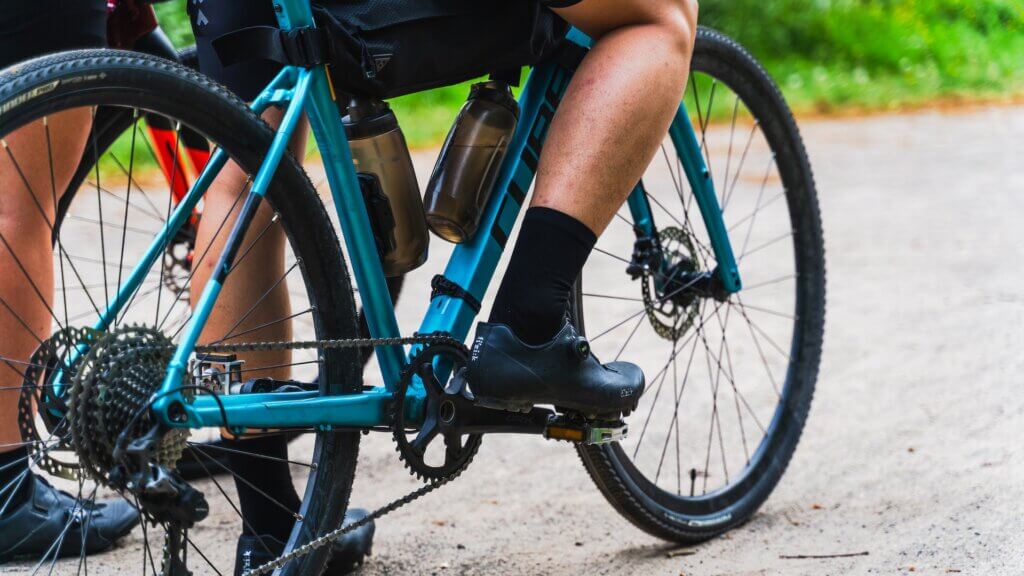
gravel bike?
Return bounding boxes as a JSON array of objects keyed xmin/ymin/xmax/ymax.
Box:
[{"xmin": 0, "ymin": 1, "xmax": 825, "ymax": 573}]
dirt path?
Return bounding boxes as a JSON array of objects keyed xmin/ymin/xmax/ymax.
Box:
[
  {"xmin": 351, "ymin": 105, "xmax": 1024, "ymax": 576},
  {"xmin": 5, "ymin": 105, "xmax": 1023, "ymax": 576}
]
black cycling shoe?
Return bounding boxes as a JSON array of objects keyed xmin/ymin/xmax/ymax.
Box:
[
  {"xmin": 234, "ymin": 509, "xmax": 374, "ymax": 576},
  {"xmin": 0, "ymin": 475, "xmax": 139, "ymax": 563},
  {"xmin": 466, "ymin": 320, "xmax": 645, "ymax": 417}
]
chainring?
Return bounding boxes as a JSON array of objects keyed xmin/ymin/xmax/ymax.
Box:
[
  {"xmin": 391, "ymin": 343, "xmax": 481, "ymax": 482},
  {"xmin": 641, "ymin": 226, "xmax": 703, "ymax": 341},
  {"xmin": 67, "ymin": 325, "xmax": 189, "ymax": 487},
  {"xmin": 17, "ymin": 327, "xmax": 102, "ymax": 480}
]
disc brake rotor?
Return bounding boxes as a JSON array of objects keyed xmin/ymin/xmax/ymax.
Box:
[
  {"xmin": 641, "ymin": 226, "xmax": 702, "ymax": 341},
  {"xmin": 161, "ymin": 221, "xmax": 197, "ymax": 298},
  {"xmin": 17, "ymin": 327, "xmax": 102, "ymax": 480}
]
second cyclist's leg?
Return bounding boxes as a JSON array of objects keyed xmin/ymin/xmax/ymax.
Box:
[
  {"xmin": 470, "ymin": 0, "xmax": 698, "ymax": 416},
  {"xmin": 0, "ymin": 0, "xmax": 140, "ymax": 561},
  {"xmin": 187, "ymin": 3, "xmax": 373, "ymax": 573}
]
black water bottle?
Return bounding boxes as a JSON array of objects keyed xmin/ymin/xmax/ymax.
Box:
[
  {"xmin": 423, "ymin": 81, "xmax": 519, "ymax": 243},
  {"xmin": 344, "ymin": 99, "xmax": 430, "ymax": 276}
]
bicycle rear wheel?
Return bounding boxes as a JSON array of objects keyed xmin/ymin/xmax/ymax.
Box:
[
  {"xmin": 574, "ymin": 27, "xmax": 826, "ymax": 542},
  {"xmin": 0, "ymin": 50, "xmax": 360, "ymax": 574}
]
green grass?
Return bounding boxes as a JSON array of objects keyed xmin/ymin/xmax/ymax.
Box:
[{"xmin": 149, "ymin": 0, "xmax": 1024, "ymax": 148}]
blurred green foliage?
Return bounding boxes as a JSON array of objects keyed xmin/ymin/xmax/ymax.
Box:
[{"xmin": 153, "ymin": 1, "xmax": 1024, "ymax": 146}]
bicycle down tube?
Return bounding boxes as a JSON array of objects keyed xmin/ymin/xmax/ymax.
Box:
[{"xmin": 128, "ymin": 0, "xmax": 741, "ymax": 432}]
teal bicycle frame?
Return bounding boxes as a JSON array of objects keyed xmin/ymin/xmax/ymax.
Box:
[{"xmin": 62, "ymin": 0, "xmax": 741, "ymax": 434}]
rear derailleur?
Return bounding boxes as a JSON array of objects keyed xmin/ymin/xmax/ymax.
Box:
[{"xmin": 109, "ymin": 425, "xmax": 209, "ymax": 576}]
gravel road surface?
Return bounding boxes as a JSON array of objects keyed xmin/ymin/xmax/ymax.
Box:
[{"xmin": 4, "ymin": 105, "xmax": 1022, "ymax": 576}]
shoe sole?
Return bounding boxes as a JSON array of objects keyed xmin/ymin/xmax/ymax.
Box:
[{"xmin": 474, "ymin": 395, "xmax": 641, "ymax": 421}]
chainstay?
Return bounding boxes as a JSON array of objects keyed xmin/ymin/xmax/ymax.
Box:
[{"xmin": 242, "ymin": 471, "xmax": 459, "ymax": 576}]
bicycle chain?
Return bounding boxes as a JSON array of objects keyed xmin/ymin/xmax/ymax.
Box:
[
  {"xmin": 190, "ymin": 332, "xmax": 469, "ymax": 576},
  {"xmin": 241, "ymin": 472, "xmax": 458, "ymax": 576}
]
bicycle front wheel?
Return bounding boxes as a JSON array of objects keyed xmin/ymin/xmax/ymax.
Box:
[
  {"xmin": 574, "ymin": 27, "xmax": 826, "ymax": 543},
  {"xmin": 0, "ymin": 50, "xmax": 361, "ymax": 574}
]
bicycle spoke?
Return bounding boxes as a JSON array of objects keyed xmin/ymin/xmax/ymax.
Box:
[
  {"xmin": 109, "ymin": 152, "xmax": 168, "ymax": 225},
  {"xmin": 732, "ymin": 299, "xmax": 794, "ymax": 321},
  {"xmin": 185, "ymin": 444, "xmax": 284, "ymax": 558},
  {"xmin": 590, "ymin": 267, "xmax": 707, "ymax": 342},
  {"xmin": 581, "ymin": 292, "xmax": 642, "ymax": 303},
  {"xmin": 226, "ymin": 212, "xmax": 280, "ymax": 275},
  {"xmin": 133, "ymin": 494, "xmax": 160, "ymax": 576},
  {"xmin": 721, "ymin": 121, "xmax": 760, "ymax": 213},
  {"xmin": 156, "ymin": 124, "xmax": 184, "ymax": 325},
  {"xmin": 219, "ymin": 308, "xmax": 312, "ymax": 343},
  {"xmin": 741, "ymin": 273, "xmax": 795, "ymax": 292},
  {"xmin": 735, "ymin": 295, "xmax": 781, "ymax": 397},
  {"xmin": 210, "ymin": 261, "xmax": 298, "ymax": 345},
  {"xmin": 28, "ymin": 486, "xmax": 97, "ymax": 576},
  {"xmin": 45, "ymin": 117, "xmax": 71, "ymax": 333},
  {"xmin": 187, "ymin": 440, "xmax": 312, "ymax": 468},
  {"xmin": 737, "ymin": 157, "xmax": 777, "ymax": 256},
  {"xmin": 631, "ymin": 302, "xmax": 720, "ymax": 459},
  {"xmin": 613, "ymin": 312, "xmax": 647, "ymax": 361},
  {"xmin": 91, "ymin": 107, "xmax": 110, "ymax": 310},
  {"xmin": 720, "ymin": 95, "xmax": 740, "ymax": 205},
  {"xmin": 711, "ymin": 305, "xmax": 752, "ymax": 464},
  {"xmin": 158, "ymin": 176, "xmax": 253, "ymax": 331},
  {"xmin": 114, "ymin": 111, "xmax": 141, "ymax": 324},
  {"xmin": 653, "ymin": 319, "xmax": 700, "ymax": 485},
  {"xmin": 592, "ymin": 246, "xmax": 631, "ymax": 266},
  {"xmin": 185, "ymin": 534, "xmax": 225, "ymax": 576},
  {"xmin": 0, "ymin": 231, "xmax": 67, "ymax": 334},
  {"xmin": 1, "ymin": 145, "xmax": 105, "ymax": 322},
  {"xmin": 738, "ymin": 231, "xmax": 792, "ymax": 263},
  {"xmin": 66, "ymin": 214, "xmax": 159, "ymax": 236},
  {"xmin": 86, "ymin": 180, "xmax": 167, "ymax": 226},
  {"xmin": 74, "ymin": 480, "xmax": 94, "ymax": 576},
  {"xmin": 727, "ymin": 189, "xmax": 785, "ymax": 234}
]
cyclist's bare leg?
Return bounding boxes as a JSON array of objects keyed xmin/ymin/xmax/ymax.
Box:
[
  {"xmin": 0, "ymin": 110, "xmax": 91, "ymax": 452},
  {"xmin": 189, "ymin": 108, "xmax": 309, "ymax": 544},
  {"xmin": 474, "ymin": 0, "xmax": 696, "ymax": 414},
  {"xmin": 190, "ymin": 107, "xmax": 306, "ymax": 381},
  {"xmin": 539, "ymin": 0, "xmax": 698, "ymax": 234}
]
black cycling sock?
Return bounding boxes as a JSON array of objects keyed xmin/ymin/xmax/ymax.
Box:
[
  {"xmin": 225, "ymin": 435, "xmax": 301, "ymax": 541},
  {"xmin": 0, "ymin": 447, "xmax": 32, "ymax": 513},
  {"xmin": 489, "ymin": 207, "xmax": 597, "ymax": 345}
]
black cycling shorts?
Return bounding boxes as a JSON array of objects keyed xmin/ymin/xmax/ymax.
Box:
[
  {"xmin": 0, "ymin": 0, "xmax": 582, "ymax": 100},
  {"xmin": 188, "ymin": 0, "xmax": 582, "ymax": 102},
  {"xmin": 187, "ymin": 0, "xmax": 283, "ymax": 102},
  {"xmin": 0, "ymin": 0, "xmax": 107, "ymax": 71}
]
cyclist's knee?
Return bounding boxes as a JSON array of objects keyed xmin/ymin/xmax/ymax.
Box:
[
  {"xmin": 569, "ymin": 0, "xmax": 698, "ymax": 55},
  {"xmin": 660, "ymin": 0, "xmax": 699, "ymax": 55}
]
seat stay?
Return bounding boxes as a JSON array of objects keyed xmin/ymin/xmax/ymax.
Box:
[{"xmin": 153, "ymin": 65, "xmax": 314, "ymax": 427}]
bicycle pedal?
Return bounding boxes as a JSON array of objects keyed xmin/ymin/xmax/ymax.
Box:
[{"xmin": 543, "ymin": 415, "xmax": 627, "ymax": 445}]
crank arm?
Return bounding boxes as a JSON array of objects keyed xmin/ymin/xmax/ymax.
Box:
[
  {"xmin": 450, "ymin": 402, "xmax": 628, "ymax": 445},
  {"xmin": 452, "ymin": 403, "xmax": 555, "ymax": 435}
]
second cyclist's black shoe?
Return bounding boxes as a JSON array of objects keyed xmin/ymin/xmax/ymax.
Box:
[
  {"xmin": 234, "ymin": 509, "xmax": 374, "ymax": 576},
  {"xmin": 466, "ymin": 321, "xmax": 645, "ymax": 417},
  {"xmin": 0, "ymin": 475, "xmax": 139, "ymax": 563}
]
